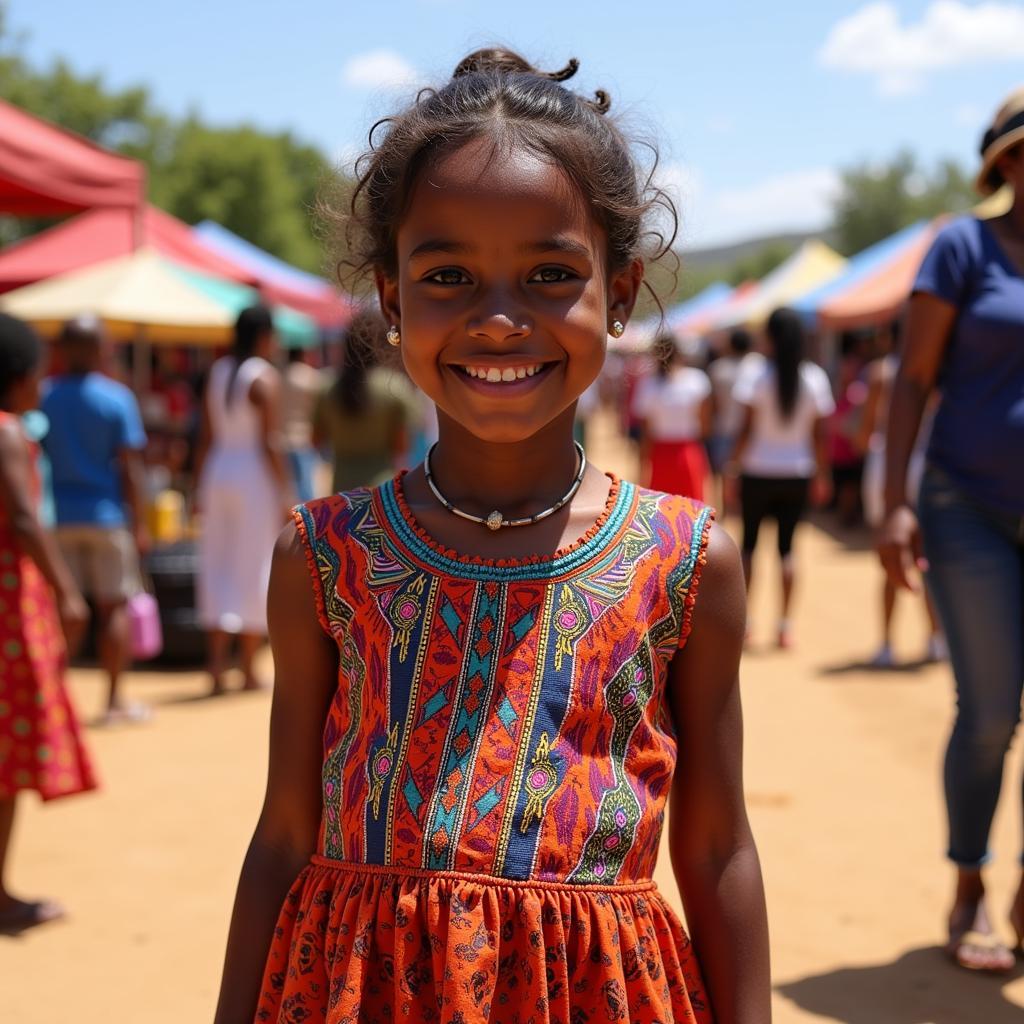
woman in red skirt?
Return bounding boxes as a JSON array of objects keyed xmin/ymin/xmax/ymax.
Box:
[
  {"xmin": 633, "ymin": 333, "xmax": 712, "ymax": 500},
  {"xmin": 0, "ymin": 313, "xmax": 95, "ymax": 933}
]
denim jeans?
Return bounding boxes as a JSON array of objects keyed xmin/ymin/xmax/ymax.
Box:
[
  {"xmin": 918, "ymin": 464, "xmax": 1024, "ymax": 868},
  {"xmin": 287, "ymin": 447, "xmax": 320, "ymax": 504}
]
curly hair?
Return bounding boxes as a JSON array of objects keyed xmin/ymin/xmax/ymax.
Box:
[{"xmin": 323, "ymin": 47, "xmax": 677, "ymax": 308}]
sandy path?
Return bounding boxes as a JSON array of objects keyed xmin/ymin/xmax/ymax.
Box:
[{"xmin": 3, "ymin": 414, "xmax": 1023, "ymax": 1022}]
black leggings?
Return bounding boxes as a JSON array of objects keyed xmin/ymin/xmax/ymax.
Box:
[{"xmin": 740, "ymin": 475, "xmax": 810, "ymax": 558}]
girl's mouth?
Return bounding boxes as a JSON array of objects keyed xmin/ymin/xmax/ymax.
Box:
[{"xmin": 450, "ymin": 361, "xmax": 557, "ymax": 392}]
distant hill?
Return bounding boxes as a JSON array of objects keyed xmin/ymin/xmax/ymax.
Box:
[{"xmin": 679, "ymin": 229, "xmax": 836, "ymax": 274}]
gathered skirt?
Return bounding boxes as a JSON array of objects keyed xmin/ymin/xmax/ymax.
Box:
[
  {"xmin": 256, "ymin": 857, "xmax": 712, "ymax": 1024},
  {"xmin": 647, "ymin": 440, "xmax": 708, "ymax": 503}
]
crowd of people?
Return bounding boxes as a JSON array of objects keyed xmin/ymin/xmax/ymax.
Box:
[{"xmin": 0, "ymin": 52, "xmax": 1021, "ymax": 1023}]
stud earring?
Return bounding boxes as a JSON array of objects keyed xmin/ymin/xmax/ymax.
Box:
[
  {"xmin": 386, "ymin": 325, "xmax": 401, "ymax": 347},
  {"xmin": 610, "ymin": 320, "xmax": 625, "ymax": 338}
]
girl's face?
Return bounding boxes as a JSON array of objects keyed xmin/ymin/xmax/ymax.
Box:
[{"xmin": 378, "ymin": 138, "xmax": 641, "ymax": 444}]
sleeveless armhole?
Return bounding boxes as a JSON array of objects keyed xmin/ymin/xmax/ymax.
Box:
[
  {"xmin": 290, "ymin": 503, "xmax": 333, "ymax": 638},
  {"xmin": 677, "ymin": 505, "xmax": 716, "ymax": 650}
]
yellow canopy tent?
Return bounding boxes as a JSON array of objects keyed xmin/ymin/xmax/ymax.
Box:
[
  {"xmin": 712, "ymin": 239, "xmax": 848, "ymax": 330},
  {"xmin": 0, "ymin": 247, "xmax": 234, "ymax": 344}
]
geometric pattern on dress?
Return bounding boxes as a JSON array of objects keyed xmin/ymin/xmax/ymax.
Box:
[{"xmin": 568, "ymin": 640, "xmax": 655, "ymax": 884}]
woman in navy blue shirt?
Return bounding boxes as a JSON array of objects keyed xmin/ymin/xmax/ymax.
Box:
[{"xmin": 879, "ymin": 88, "xmax": 1024, "ymax": 973}]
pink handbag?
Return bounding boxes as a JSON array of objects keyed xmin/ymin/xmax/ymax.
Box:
[{"xmin": 127, "ymin": 590, "xmax": 163, "ymax": 661}]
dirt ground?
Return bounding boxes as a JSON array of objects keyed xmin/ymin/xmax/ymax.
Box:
[{"xmin": 4, "ymin": 414, "xmax": 1024, "ymax": 1023}]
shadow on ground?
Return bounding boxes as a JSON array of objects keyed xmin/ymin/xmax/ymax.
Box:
[
  {"xmin": 816, "ymin": 657, "xmax": 936, "ymax": 678},
  {"xmin": 776, "ymin": 946, "xmax": 1023, "ymax": 1024}
]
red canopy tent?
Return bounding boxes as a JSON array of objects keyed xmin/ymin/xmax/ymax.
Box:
[
  {"xmin": 0, "ymin": 204, "xmax": 257, "ymax": 293},
  {"xmin": 0, "ymin": 99, "xmax": 145, "ymax": 216}
]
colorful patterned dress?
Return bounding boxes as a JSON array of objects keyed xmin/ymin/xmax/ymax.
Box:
[
  {"xmin": 0, "ymin": 411, "xmax": 96, "ymax": 803},
  {"xmin": 257, "ymin": 473, "xmax": 715, "ymax": 1024}
]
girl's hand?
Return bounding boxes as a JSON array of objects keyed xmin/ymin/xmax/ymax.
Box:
[
  {"xmin": 57, "ymin": 590, "xmax": 90, "ymax": 655},
  {"xmin": 877, "ymin": 504, "xmax": 927, "ymax": 593},
  {"xmin": 810, "ymin": 470, "xmax": 833, "ymax": 508}
]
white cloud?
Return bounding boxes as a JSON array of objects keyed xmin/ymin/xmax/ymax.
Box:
[
  {"xmin": 679, "ymin": 167, "xmax": 841, "ymax": 249},
  {"xmin": 341, "ymin": 49, "xmax": 422, "ymax": 91},
  {"xmin": 819, "ymin": 1, "xmax": 1024, "ymax": 95}
]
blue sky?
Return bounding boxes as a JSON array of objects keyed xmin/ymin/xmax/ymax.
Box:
[{"xmin": 9, "ymin": 1, "xmax": 1024, "ymax": 247}]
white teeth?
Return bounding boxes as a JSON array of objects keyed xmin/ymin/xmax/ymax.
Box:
[{"xmin": 462, "ymin": 364, "xmax": 544, "ymax": 382}]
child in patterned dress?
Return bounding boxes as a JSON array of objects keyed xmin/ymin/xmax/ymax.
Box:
[
  {"xmin": 215, "ymin": 48, "xmax": 770, "ymax": 1024},
  {"xmin": 0, "ymin": 313, "xmax": 95, "ymax": 933}
]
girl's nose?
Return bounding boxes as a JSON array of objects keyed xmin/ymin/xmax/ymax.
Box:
[{"xmin": 466, "ymin": 294, "xmax": 534, "ymax": 345}]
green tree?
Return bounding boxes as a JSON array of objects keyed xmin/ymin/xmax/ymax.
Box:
[{"xmin": 831, "ymin": 150, "xmax": 975, "ymax": 255}]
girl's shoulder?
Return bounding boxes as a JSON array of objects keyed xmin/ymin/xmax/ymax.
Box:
[{"xmin": 634, "ymin": 487, "xmax": 715, "ymax": 564}]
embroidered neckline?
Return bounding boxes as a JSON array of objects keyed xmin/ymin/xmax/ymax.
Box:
[{"xmin": 379, "ymin": 472, "xmax": 633, "ymax": 580}]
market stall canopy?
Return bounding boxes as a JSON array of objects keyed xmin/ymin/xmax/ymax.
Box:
[
  {"xmin": 174, "ymin": 266, "xmax": 319, "ymax": 350},
  {"xmin": 815, "ymin": 220, "xmax": 944, "ymax": 332},
  {"xmin": 685, "ymin": 281, "xmax": 757, "ymax": 337},
  {"xmin": 0, "ymin": 204, "xmax": 256, "ymax": 293},
  {"xmin": 192, "ymin": 220, "xmax": 350, "ymax": 329},
  {"xmin": 712, "ymin": 240, "xmax": 847, "ymax": 330},
  {"xmin": 793, "ymin": 221, "xmax": 933, "ymax": 328},
  {"xmin": 0, "ymin": 100, "xmax": 145, "ymax": 216},
  {"xmin": 0, "ymin": 248, "xmax": 234, "ymax": 344},
  {"xmin": 665, "ymin": 281, "xmax": 733, "ymax": 335}
]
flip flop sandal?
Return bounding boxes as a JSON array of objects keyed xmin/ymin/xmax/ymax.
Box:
[
  {"xmin": 946, "ymin": 929, "xmax": 1016, "ymax": 973},
  {"xmin": 0, "ymin": 899, "xmax": 65, "ymax": 934}
]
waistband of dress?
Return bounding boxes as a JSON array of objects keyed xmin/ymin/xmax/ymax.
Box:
[{"xmin": 308, "ymin": 854, "xmax": 658, "ymax": 894}]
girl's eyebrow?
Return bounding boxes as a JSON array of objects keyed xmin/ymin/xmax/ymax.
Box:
[
  {"xmin": 521, "ymin": 237, "xmax": 592, "ymax": 258},
  {"xmin": 408, "ymin": 239, "xmax": 469, "ymax": 260}
]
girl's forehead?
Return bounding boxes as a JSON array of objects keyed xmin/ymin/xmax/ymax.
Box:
[{"xmin": 399, "ymin": 138, "xmax": 601, "ymax": 250}]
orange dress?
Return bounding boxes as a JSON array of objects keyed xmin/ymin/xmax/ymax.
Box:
[
  {"xmin": 0, "ymin": 412, "xmax": 96, "ymax": 802},
  {"xmin": 257, "ymin": 475, "xmax": 715, "ymax": 1023}
]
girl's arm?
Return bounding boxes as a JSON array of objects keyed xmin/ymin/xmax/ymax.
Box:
[
  {"xmin": 698, "ymin": 394, "xmax": 713, "ymax": 441},
  {"xmin": 878, "ymin": 293, "xmax": 956, "ymax": 591},
  {"xmin": 212, "ymin": 524, "xmax": 338, "ymax": 1024},
  {"xmin": 667, "ymin": 523, "xmax": 771, "ymax": 1024},
  {"xmin": 810, "ymin": 416, "xmax": 833, "ymax": 507},
  {"xmin": 0, "ymin": 419, "xmax": 88, "ymax": 650}
]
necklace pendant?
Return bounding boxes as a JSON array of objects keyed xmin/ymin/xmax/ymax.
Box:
[{"xmin": 486, "ymin": 510, "xmax": 504, "ymax": 532}]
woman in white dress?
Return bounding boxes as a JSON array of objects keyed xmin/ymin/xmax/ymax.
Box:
[{"xmin": 195, "ymin": 305, "xmax": 291, "ymax": 693}]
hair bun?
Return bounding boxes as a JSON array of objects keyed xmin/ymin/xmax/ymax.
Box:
[{"xmin": 452, "ymin": 48, "xmax": 580, "ymax": 84}]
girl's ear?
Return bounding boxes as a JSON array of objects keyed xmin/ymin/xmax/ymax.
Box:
[
  {"xmin": 375, "ymin": 269, "xmax": 402, "ymax": 329},
  {"xmin": 608, "ymin": 257, "xmax": 644, "ymax": 331}
]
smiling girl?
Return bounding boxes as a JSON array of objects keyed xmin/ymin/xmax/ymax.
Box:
[{"xmin": 214, "ymin": 49, "xmax": 769, "ymax": 1024}]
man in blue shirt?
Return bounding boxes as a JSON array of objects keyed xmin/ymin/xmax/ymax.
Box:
[{"xmin": 41, "ymin": 316, "xmax": 150, "ymax": 724}]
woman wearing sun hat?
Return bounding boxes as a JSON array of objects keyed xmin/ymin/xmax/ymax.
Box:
[{"xmin": 878, "ymin": 87, "xmax": 1024, "ymax": 974}]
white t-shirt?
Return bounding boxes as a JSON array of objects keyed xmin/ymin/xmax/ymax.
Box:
[
  {"xmin": 733, "ymin": 360, "xmax": 835, "ymax": 477},
  {"xmin": 632, "ymin": 367, "xmax": 711, "ymax": 442}
]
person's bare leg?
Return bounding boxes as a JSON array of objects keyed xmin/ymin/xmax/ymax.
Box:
[
  {"xmin": 0, "ymin": 796, "xmax": 63, "ymax": 929},
  {"xmin": 207, "ymin": 629, "xmax": 232, "ymax": 695},
  {"xmin": 777, "ymin": 553, "xmax": 795, "ymax": 647},
  {"xmin": 239, "ymin": 632, "xmax": 268, "ymax": 691},
  {"xmin": 947, "ymin": 867, "xmax": 1015, "ymax": 971},
  {"xmin": 95, "ymin": 599, "xmax": 140, "ymax": 718},
  {"xmin": 1009, "ymin": 869, "xmax": 1024, "ymax": 952}
]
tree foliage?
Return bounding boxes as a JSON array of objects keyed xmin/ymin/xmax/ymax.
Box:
[
  {"xmin": 0, "ymin": 7, "xmax": 332, "ymax": 272},
  {"xmin": 830, "ymin": 150, "xmax": 975, "ymax": 255}
]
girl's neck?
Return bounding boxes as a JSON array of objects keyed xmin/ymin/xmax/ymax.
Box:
[{"xmin": 430, "ymin": 410, "xmax": 581, "ymax": 518}]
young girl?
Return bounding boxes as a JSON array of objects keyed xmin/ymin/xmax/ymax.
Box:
[
  {"xmin": 215, "ymin": 50, "xmax": 770, "ymax": 1024},
  {"xmin": 0, "ymin": 313, "xmax": 95, "ymax": 932}
]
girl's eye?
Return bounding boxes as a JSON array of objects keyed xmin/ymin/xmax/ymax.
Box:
[
  {"xmin": 425, "ymin": 268, "xmax": 468, "ymax": 285},
  {"xmin": 529, "ymin": 267, "xmax": 575, "ymax": 284}
]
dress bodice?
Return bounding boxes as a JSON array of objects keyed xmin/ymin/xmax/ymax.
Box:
[{"xmin": 294, "ymin": 475, "xmax": 713, "ymax": 885}]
